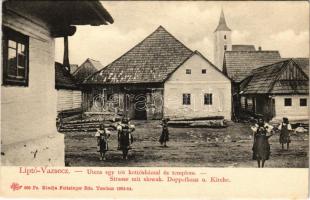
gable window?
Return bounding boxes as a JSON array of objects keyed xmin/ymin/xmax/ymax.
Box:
[
  {"xmin": 300, "ymin": 98, "xmax": 307, "ymax": 107},
  {"xmin": 182, "ymin": 93, "xmax": 191, "ymax": 105},
  {"xmin": 186, "ymin": 69, "xmax": 191, "ymax": 74},
  {"xmin": 224, "ymin": 35, "xmax": 226, "ymax": 40},
  {"xmin": 2, "ymin": 26, "xmax": 29, "ymax": 86},
  {"xmin": 224, "ymin": 45, "xmax": 227, "ymax": 51},
  {"xmin": 284, "ymin": 98, "xmax": 292, "ymax": 106},
  {"xmin": 204, "ymin": 93, "xmax": 212, "ymax": 105},
  {"xmin": 202, "ymin": 69, "xmax": 206, "ymax": 74}
]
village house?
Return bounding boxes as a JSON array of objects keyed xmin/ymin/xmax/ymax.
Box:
[
  {"xmin": 55, "ymin": 62, "xmax": 82, "ymax": 114},
  {"xmin": 83, "ymin": 26, "xmax": 232, "ymax": 120},
  {"xmin": 222, "ymin": 50, "xmax": 282, "ymax": 119},
  {"xmin": 73, "ymin": 58, "xmax": 103, "ymax": 84},
  {"xmin": 1, "ymin": 1, "xmax": 113, "ymax": 165},
  {"xmin": 239, "ymin": 59, "xmax": 309, "ymax": 122}
]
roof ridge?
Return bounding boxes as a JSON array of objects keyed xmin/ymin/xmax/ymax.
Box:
[
  {"xmin": 252, "ymin": 59, "xmax": 289, "ymax": 74},
  {"xmin": 73, "ymin": 58, "xmax": 98, "ymax": 76},
  {"xmin": 157, "ymin": 26, "xmax": 193, "ymax": 54},
  {"xmin": 86, "ymin": 26, "xmax": 193, "ymax": 83},
  {"xmin": 266, "ymin": 60, "xmax": 291, "ymax": 93}
]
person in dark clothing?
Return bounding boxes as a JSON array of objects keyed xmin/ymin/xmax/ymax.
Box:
[
  {"xmin": 278, "ymin": 117, "xmax": 292, "ymax": 150},
  {"xmin": 159, "ymin": 118, "xmax": 169, "ymax": 147},
  {"xmin": 117, "ymin": 117, "xmax": 135, "ymax": 150},
  {"xmin": 95, "ymin": 124, "xmax": 110, "ymax": 161},
  {"xmin": 251, "ymin": 118, "xmax": 273, "ymax": 160}
]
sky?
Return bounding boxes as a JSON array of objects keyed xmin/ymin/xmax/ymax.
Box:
[{"xmin": 55, "ymin": 1, "xmax": 309, "ymax": 68}]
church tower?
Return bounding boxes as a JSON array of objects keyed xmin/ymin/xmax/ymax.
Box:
[{"xmin": 214, "ymin": 9, "xmax": 232, "ymax": 70}]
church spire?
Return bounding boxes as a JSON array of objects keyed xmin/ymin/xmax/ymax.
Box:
[{"xmin": 214, "ymin": 9, "xmax": 231, "ymax": 32}]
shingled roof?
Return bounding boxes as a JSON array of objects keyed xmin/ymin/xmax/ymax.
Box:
[
  {"xmin": 241, "ymin": 59, "xmax": 309, "ymax": 95},
  {"xmin": 73, "ymin": 58, "xmax": 102, "ymax": 84},
  {"xmin": 231, "ymin": 45, "xmax": 256, "ymax": 51},
  {"xmin": 55, "ymin": 62, "xmax": 79, "ymax": 90},
  {"xmin": 84, "ymin": 26, "xmax": 193, "ymax": 84},
  {"xmin": 223, "ymin": 50, "xmax": 282, "ymax": 82}
]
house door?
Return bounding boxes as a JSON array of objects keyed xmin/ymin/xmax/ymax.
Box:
[
  {"xmin": 123, "ymin": 93, "xmax": 147, "ymax": 120},
  {"xmin": 134, "ymin": 94, "xmax": 147, "ymax": 120}
]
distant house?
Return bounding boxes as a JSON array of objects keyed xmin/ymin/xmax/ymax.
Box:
[
  {"xmin": 55, "ymin": 62, "xmax": 81, "ymax": 113},
  {"xmin": 73, "ymin": 58, "xmax": 103, "ymax": 84},
  {"xmin": 1, "ymin": 1, "xmax": 113, "ymax": 166},
  {"xmin": 239, "ymin": 59, "xmax": 309, "ymax": 122},
  {"xmin": 83, "ymin": 26, "xmax": 231, "ymax": 120},
  {"xmin": 70, "ymin": 64, "xmax": 79, "ymax": 74},
  {"xmin": 222, "ymin": 50, "xmax": 282, "ymax": 119}
]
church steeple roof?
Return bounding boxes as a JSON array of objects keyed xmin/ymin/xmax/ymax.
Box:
[{"xmin": 214, "ymin": 9, "xmax": 231, "ymax": 32}]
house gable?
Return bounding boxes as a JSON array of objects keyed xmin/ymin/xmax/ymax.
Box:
[
  {"xmin": 73, "ymin": 58, "xmax": 100, "ymax": 84},
  {"xmin": 242, "ymin": 59, "xmax": 309, "ymax": 95},
  {"xmin": 272, "ymin": 60, "xmax": 309, "ymax": 94},
  {"xmin": 278, "ymin": 60, "xmax": 308, "ymax": 81},
  {"xmin": 165, "ymin": 51, "xmax": 231, "ymax": 83}
]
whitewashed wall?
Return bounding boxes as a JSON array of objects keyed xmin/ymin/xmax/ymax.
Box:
[
  {"xmin": 164, "ymin": 53, "xmax": 231, "ymax": 120},
  {"xmin": 273, "ymin": 95, "xmax": 309, "ymax": 121},
  {"xmin": 1, "ymin": 8, "xmax": 64, "ymax": 165}
]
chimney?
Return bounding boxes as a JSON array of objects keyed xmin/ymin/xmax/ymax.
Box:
[
  {"xmin": 63, "ymin": 36, "xmax": 70, "ymax": 73},
  {"xmin": 258, "ymin": 46, "xmax": 262, "ymax": 51}
]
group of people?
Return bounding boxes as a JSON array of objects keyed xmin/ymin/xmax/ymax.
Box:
[
  {"xmin": 95, "ymin": 117, "xmax": 170, "ymax": 161},
  {"xmin": 95, "ymin": 117, "xmax": 135, "ymax": 161},
  {"xmin": 251, "ymin": 117, "xmax": 293, "ymax": 161},
  {"xmin": 95, "ymin": 115, "xmax": 293, "ymax": 162}
]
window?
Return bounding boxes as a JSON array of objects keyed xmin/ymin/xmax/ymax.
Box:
[
  {"xmin": 300, "ymin": 98, "xmax": 307, "ymax": 107},
  {"xmin": 186, "ymin": 69, "xmax": 191, "ymax": 74},
  {"xmin": 224, "ymin": 45, "xmax": 227, "ymax": 51},
  {"xmin": 182, "ymin": 93, "xmax": 191, "ymax": 105},
  {"xmin": 2, "ymin": 27, "xmax": 29, "ymax": 86},
  {"xmin": 284, "ymin": 98, "xmax": 292, "ymax": 106},
  {"xmin": 202, "ymin": 69, "xmax": 206, "ymax": 74},
  {"xmin": 204, "ymin": 93, "xmax": 212, "ymax": 105},
  {"xmin": 224, "ymin": 35, "xmax": 226, "ymax": 40}
]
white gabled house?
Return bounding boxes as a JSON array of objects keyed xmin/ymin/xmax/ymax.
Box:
[
  {"xmin": 164, "ymin": 51, "xmax": 231, "ymax": 120},
  {"xmin": 82, "ymin": 26, "xmax": 232, "ymax": 121}
]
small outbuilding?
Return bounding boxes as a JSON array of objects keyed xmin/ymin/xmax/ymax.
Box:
[{"xmin": 239, "ymin": 59, "xmax": 309, "ymax": 122}]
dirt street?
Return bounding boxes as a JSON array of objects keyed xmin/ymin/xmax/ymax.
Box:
[{"xmin": 65, "ymin": 120, "xmax": 308, "ymax": 168}]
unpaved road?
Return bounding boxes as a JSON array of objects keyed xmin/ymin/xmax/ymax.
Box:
[{"xmin": 65, "ymin": 120, "xmax": 308, "ymax": 168}]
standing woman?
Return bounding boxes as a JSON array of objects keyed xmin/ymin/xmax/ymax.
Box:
[
  {"xmin": 278, "ymin": 117, "xmax": 292, "ymax": 150},
  {"xmin": 95, "ymin": 124, "xmax": 111, "ymax": 161},
  {"xmin": 159, "ymin": 118, "xmax": 169, "ymax": 147}
]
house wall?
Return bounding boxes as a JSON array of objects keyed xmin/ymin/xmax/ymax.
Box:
[
  {"xmin": 56, "ymin": 89, "xmax": 82, "ymax": 112},
  {"xmin": 1, "ymin": 8, "xmax": 64, "ymax": 165},
  {"xmin": 164, "ymin": 53, "xmax": 231, "ymax": 120},
  {"xmin": 273, "ymin": 95, "xmax": 309, "ymax": 121}
]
